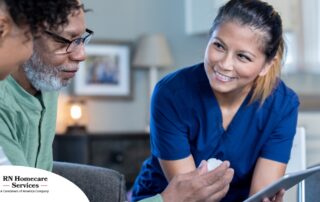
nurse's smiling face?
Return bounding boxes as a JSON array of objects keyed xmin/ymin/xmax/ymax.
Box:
[{"xmin": 204, "ymin": 21, "xmax": 273, "ymax": 96}]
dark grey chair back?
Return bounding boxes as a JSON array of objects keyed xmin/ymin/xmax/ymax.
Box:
[{"xmin": 53, "ymin": 161, "xmax": 127, "ymax": 202}]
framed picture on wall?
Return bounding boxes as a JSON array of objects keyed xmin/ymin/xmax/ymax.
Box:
[{"xmin": 74, "ymin": 42, "xmax": 131, "ymax": 97}]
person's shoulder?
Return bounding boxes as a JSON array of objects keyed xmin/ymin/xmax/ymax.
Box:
[
  {"xmin": 156, "ymin": 63, "xmax": 205, "ymax": 93},
  {"xmin": 273, "ymin": 79, "xmax": 299, "ymax": 103},
  {"xmin": 0, "ymin": 77, "xmax": 9, "ymax": 94},
  {"xmin": 264, "ymin": 79, "xmax": 299, "ymax": 111},
  {"xmin": 0, "ymin": 78, "xmax": 14, "ymax": 107},
  {"xmin": 0, "ymin": 81, "xmax": 6, "ymax": 99}
]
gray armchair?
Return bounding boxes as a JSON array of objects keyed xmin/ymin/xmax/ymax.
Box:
[{"xmin": 53, "ymin": 161, "xmax": 127, "ymax": 202}]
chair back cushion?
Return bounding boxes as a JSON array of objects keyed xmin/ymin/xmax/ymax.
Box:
[{"xmin": 53, "ymin": 161, "xmax": 126, "ymax": 202}]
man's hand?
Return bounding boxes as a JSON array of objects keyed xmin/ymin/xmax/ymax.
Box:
[{"xmin": 161, "ymin": 161, "xmax": 234, "ymax": 202}]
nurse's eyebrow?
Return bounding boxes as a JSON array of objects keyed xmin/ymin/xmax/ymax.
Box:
[{"xmin": 214, "ymin": 37, "xmax": 226, "ymax": 46}]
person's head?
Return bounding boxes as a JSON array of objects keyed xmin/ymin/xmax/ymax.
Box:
[
  {"xmin": 0, "ymin": 0, "xmax": 31, "ymax": 79},
  {"xmin": 0, "ymin": 0, "xmax": 81, "ymax": 80},
  {"xmin": 204, "ymin": 0, "xmax": 284, "ymax": 104},
  {"xmin": 21, "ymin": 1, "xmax": 92, "ymax": 92}
]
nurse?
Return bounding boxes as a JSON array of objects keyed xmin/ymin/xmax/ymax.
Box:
[{"xmin": 132, "ymin": 0, "xmax": 299, "ymax": 201}]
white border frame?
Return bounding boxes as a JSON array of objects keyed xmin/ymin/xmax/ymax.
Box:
[{"xmin": 74, "ymin": 44, "xmax": 130, "ymax": 97}]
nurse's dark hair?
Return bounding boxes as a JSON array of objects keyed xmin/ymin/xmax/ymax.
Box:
[
  {"xmin": 1, "ymin": 0, "xmax": 84, "ymax": 34},
  {"xmin": 210, "ymin": 0, "xmax": 284, "ymax": 104}
]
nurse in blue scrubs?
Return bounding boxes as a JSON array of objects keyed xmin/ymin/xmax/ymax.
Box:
[{"xmin": 132, "ymin": 0, "xmax": 299, "ymax": 201}]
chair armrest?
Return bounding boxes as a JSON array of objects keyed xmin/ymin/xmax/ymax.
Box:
[{"xmin": 53, "ymin": 161, "xmax": 127, "ymax": 202}]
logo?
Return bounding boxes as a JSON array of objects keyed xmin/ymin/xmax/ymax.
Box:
[
  {"xmin": 0, "ymin": 166, "xmax": 88, "ymax": 202},
  {"xmin": 1, "ymin": 175, "xmax": 49, "ymax": 193}
]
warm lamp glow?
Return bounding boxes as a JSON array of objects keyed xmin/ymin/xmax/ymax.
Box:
[
  {"xmin": 66, "ymin": 99, "xmax": 87, "ymax": 134},
  {"xmin": 70, "ymin": 104, "xmax": 82, "ymax": 121}
]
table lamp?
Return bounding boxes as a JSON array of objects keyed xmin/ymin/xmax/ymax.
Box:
[
  {"xmin": 66, "ymin": 100, "xmax": 87, "ymax": 135},
  {"xmin": 133, "ymin": 33, "xmax": 173, "ymax": 97}
]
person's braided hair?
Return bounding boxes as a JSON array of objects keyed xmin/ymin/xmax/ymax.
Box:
[{"xmin": 4, "ymin": 0, "xmax": 82, "ymax": 33}]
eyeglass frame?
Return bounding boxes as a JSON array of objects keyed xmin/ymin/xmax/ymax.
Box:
[{"xmin": 44, "ymin": 28, "xmax": 94, "ymax": 53}]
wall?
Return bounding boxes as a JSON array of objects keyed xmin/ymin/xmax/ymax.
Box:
[
  {"xmin": 56, "ymin": 0, "xmax": 210, "ymax": 133},
  {"xmin": 57, "ymin": 1, "xmax": 320, "ymax": 166}
]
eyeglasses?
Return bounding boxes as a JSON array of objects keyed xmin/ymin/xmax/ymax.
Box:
[{"xmin": 44, "ymin": 28, "xmax": 94, "ymax": 54}]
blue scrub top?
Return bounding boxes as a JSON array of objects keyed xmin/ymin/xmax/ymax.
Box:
[{"xmin": 132, "ymin": 63, "xmax": 299, "ymax": 202}]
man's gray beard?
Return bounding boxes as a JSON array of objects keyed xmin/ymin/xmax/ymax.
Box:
[{"xmin": 22, "ymin": 52, "xmax": 72, "ymax": 92}]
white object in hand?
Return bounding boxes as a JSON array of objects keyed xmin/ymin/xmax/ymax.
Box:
[{"xmin": 207, "ymin": 158, "xmax": 222, "ymax": 171}]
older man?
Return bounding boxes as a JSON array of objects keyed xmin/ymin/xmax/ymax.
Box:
[
  {"xmin": 0, "ymin": 1, "xmax": 233, "ymax": 201},
  {"xmin": 0, "ymin": 1, "xmax": 89, "ymax": 170}
]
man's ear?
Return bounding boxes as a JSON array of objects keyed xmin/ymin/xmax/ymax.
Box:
[{"xmin": 259, "ymin": 57, "xmax": 276, "ymax": 76}]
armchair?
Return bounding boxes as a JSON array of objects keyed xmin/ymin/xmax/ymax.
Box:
[{"xmin": 52, "ymin": 161, "xmax": 127, "ymax": 202}]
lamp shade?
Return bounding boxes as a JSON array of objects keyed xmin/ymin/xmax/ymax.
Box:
[{"xmin": 133, "ymin": 33, "xmax": 173, "ymax": 68}]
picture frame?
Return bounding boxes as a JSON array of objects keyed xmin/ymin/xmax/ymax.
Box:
[{"xmin": 74, "ymin": 41, "xmax": 131, "ymax": 97}]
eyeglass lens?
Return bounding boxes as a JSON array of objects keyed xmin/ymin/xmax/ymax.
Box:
[{"xmin": 66, "ymin": 32, "xmax": 93, "ymax": 53}]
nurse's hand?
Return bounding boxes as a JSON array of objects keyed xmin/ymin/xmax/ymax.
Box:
[
  {"xmin": 262, "ymin": 189, "xmax": 285, "ymax": 202},
  {"xmin": 161, "ymin": 160, "xmax": 234, "ymax": 202}
]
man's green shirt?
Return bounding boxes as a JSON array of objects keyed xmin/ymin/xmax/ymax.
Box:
[{"xmin": 0, "ymin": 75, "xmax": 58, "ymax": 170}]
